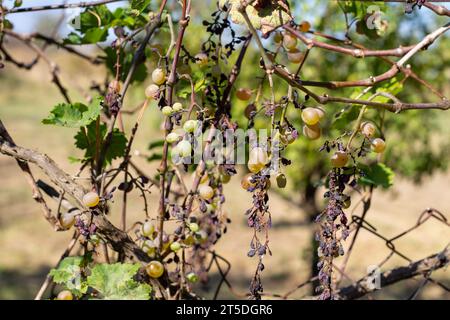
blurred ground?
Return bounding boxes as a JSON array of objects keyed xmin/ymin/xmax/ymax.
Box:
[{"xmin": 0, "ymin": 46, "xmax": 449, "ymax": 300}]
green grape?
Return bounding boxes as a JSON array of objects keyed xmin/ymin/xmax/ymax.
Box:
[
  {"xmin": 177, "ymin": 140, "xmax": 192, "ymax": 157},
  {"xmin": 171, "ymin": 145, "xmax": 182, "ymax": 163},
  {"xmin": 315, "ymin": 106, "xmax": 326, "ymax": 119},
  {"xmin": 56, "ymin": 290, "xmax": 73, "ymax": 300},
  {"xmin": 198, "ymin": 185, "xmax": 214, "ymax": 200},
  {"xmin": 248, "ymin": 162, "xmax": 264, "ymax": 174},
  {"xmin": 287, "ymin": 48, "xmax": 303, "ymax": 63},
  {"xmin": 248, "ymin": 147, "xmax": 268, "ymax": 173},
  {"xmin": 220, "ymin": 173, "xmax": 231, "ymax": 184},
  {"xmin": 192, "ymin": 171, "xmax": 208, "ymax": 185},
  {"xmin": 189, "ymin": 222, "xmax": 199, "ymax": 233},
  {"xmin": 59, "ymin": 212, "xmax": 75, "ymax": 229},
  {"xmin": 183, "ymin": 120, "xmax": 198, "ymax": 133},
  {"xmin": 360, "ymin": 121, "xmax": 376, "ymax": 138},
  {"xmin": 196, "ymin": 230, "xmax": 208, "ymax": 244},
  {"xmin": 241, "ymin": 173, "xmax": 256, "ymax": 191},
  {"xmin": 303, "ymin": 124, "xmax": 321, "ymax": 140},
  {"xmin": 371, "ymin": 138, "xmax": 386, "ymax": 153},
  {"xmin": 146, "ymin": 261, "xmax": 164, "ymax": 278},
  {"xmin": 146, "ymin": 247, "xmax": 156, "ymax": 258},
  {"xmin": 166, "ymin": 132, "xmax": 179, "ymax": 143},
  {"xmin": 83, "ymin": 191, "xmax": 99, "ymax": 208},
  {"xmin": 152, "ymin": 68, "xmax": 166, "ymax": 85},
  {"xmin": 342, "ymin": 195, "xmax": 351, "ymax": 209},
  {"xmin": 89, "ymin": 234, "xmax": 100, "ymax": 246},
  {"xmin": 172, "ymin": 102, "xmax": 183, "ymax": 112},
  {"xmin": 276, "ymin": 173, "xmax": 287, "ymax": 188},
  {"xmin": 282, "ymin": 33, "xmax": 297, "ymax": 50},
  {"xmin": 183, "ymin": 235, "xmax": 195, "ymax": 246},
  {"xmin": 331, "ymin": 151, "xmax": 349, "ymax": 168},
  {"xmin": 273, "ymin": 32, "xmax": 283, "ymax": 44},
  {"xmin": 186, "ymin": 272, "xmax": 199, "ymax": 283},
  {"xmin": 141, "ymin": 221, "xmax": 155, "ymax": 237},
  {"xmin": 301, "ymin": 107, "xmax": 320, "ymax": 126},
  {"xmin": 142, "ymin": 239, "xmax": 154, "ymax": 250},
  {"xmin": 205, "ymin": 203, "xmax": 215, "ymax": 213},
  {"xmin": 145, "ymin": 84, "xmax": 159, "ymax": 99},
  {"xmin": 170, "ymin": 241, "xmax": 181, "ymax": 252},
  {"xmin": 161, "ymin": 106, "xmax": 173, "ymax": 116}
]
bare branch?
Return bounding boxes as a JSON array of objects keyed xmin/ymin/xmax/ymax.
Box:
[
  {"xmin": 0, "ymin": 133, "xmax": 152, "ymax": 264},
  {"xmin": 5, "ymin": 0, "xmax": 124, "ymax": 14},
  {"xmin": 282, "ymin": 22, "xmax": 450, "ymax": 89},
  {"xmin": 273, "ymin": 65, "xmax": 450, "ymax": 112},
  {"xmin": 3, "ymin": 30, "xmax": 103, "ymax": 64},
  {"xmin": 337, "ymin": 247, "xmax": 450, "ymax": 300},
  {"xmin": 0, "ymin": 120, "xmax": 62, "ymax": 230},
  {"xmin": 424, "ymin": 2, "xmax": 450, "ymax": 17},
  {"xmin": 284, "ymin": 24, "xmax": 416, "ymax": 58}
]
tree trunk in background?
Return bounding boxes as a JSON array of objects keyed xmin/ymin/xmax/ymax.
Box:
[
  {"xmin": 301, "ymin": 179, "xmax": 321, "ymax": 295},
  {"xmin": 304, "ymin": 180, "xmax": 320, "ymax": 223}
]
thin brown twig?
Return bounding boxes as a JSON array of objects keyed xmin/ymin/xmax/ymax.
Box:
[{"xmin": 6, "ymin": 0, "xmax": 123, "ymax": 14}]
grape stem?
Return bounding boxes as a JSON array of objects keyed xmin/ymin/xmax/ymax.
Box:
[
  {"xmin": 158, "ymin": 0, "xmax": 191, "ymax": 254},
  {"xmin": 345, "ymin": 88, "xmax": 398, "ymax": 151}
]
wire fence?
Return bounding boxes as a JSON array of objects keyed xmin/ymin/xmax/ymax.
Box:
[{"xmin": 208, "ymin": 207, "xmax": 450, "ymax": 300}]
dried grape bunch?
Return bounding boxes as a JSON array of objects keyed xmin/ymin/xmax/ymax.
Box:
[
  {"xmin": 315, "ymin": 170, "xmax": 349, "ymax": 300},
  {"xmin": 243, "ymin": 171, "xmax": 272, "ymax": 300}
]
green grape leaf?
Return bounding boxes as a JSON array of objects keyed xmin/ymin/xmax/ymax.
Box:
[
  {"xmin": 131, "ymin": 0, "xmax": 151, "ymax": 12},
  {"xmin": 63, "ymin": 5, "xmax": 113, "ymax": 44},
  {"xmin": 358, "ymin": 163, "xmax": 395, "ymax": 189},
  {"xmin": 42, "ymin": 98, "xmax": 102, "ymax": 128},
  {"xmin": 194, "ymin": 78, "xmax": 207, "ymax": 92},
  {"xmin": 87, "ymin": 263, "xmax": 151, "ymax": 300},
  {"xmin": 178, "ymin": 70, "xmax": 208, "ymax": 98},
  {"xmin": 222, "ymin": 0, "xmax": 292, "ymax": 35},
  {"xmin": 74, "ymin": 121, "xmax": 127, "ymax": 165},
  {"xmin": 82, "ymin": 27, "xmax": 109, "ymax": 43},
  {"xmin": 177, "ymin": 86, "xmax": 191, "ymax": 99},
  {"xmin": 49, "ymin": 256, "xmax": 88, "ymax": 297},
  {"xmin": 79, "ymin": 5, "xmax": 113, "ymax": 32},
  {"xmin": 3, "ymin": 19, "xmax": 14, "ymax": 29},
  {"xmin": 332, "ymin": 106, "xmax": 360, "ymax": 131},
  {"xmin": 64, "ymin": 32, "xmax": 83, "ymax": 45},
  {"xmin": 357, "ymin": 77, "xmax": 403, "ymax": 104},
  {"xmin": 373, "ymin": 77, "xmax": 403, "ymax": 103},
  {"xmin": 68, "ymin": 156, "xmax": 84, "ymax": 163}
]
